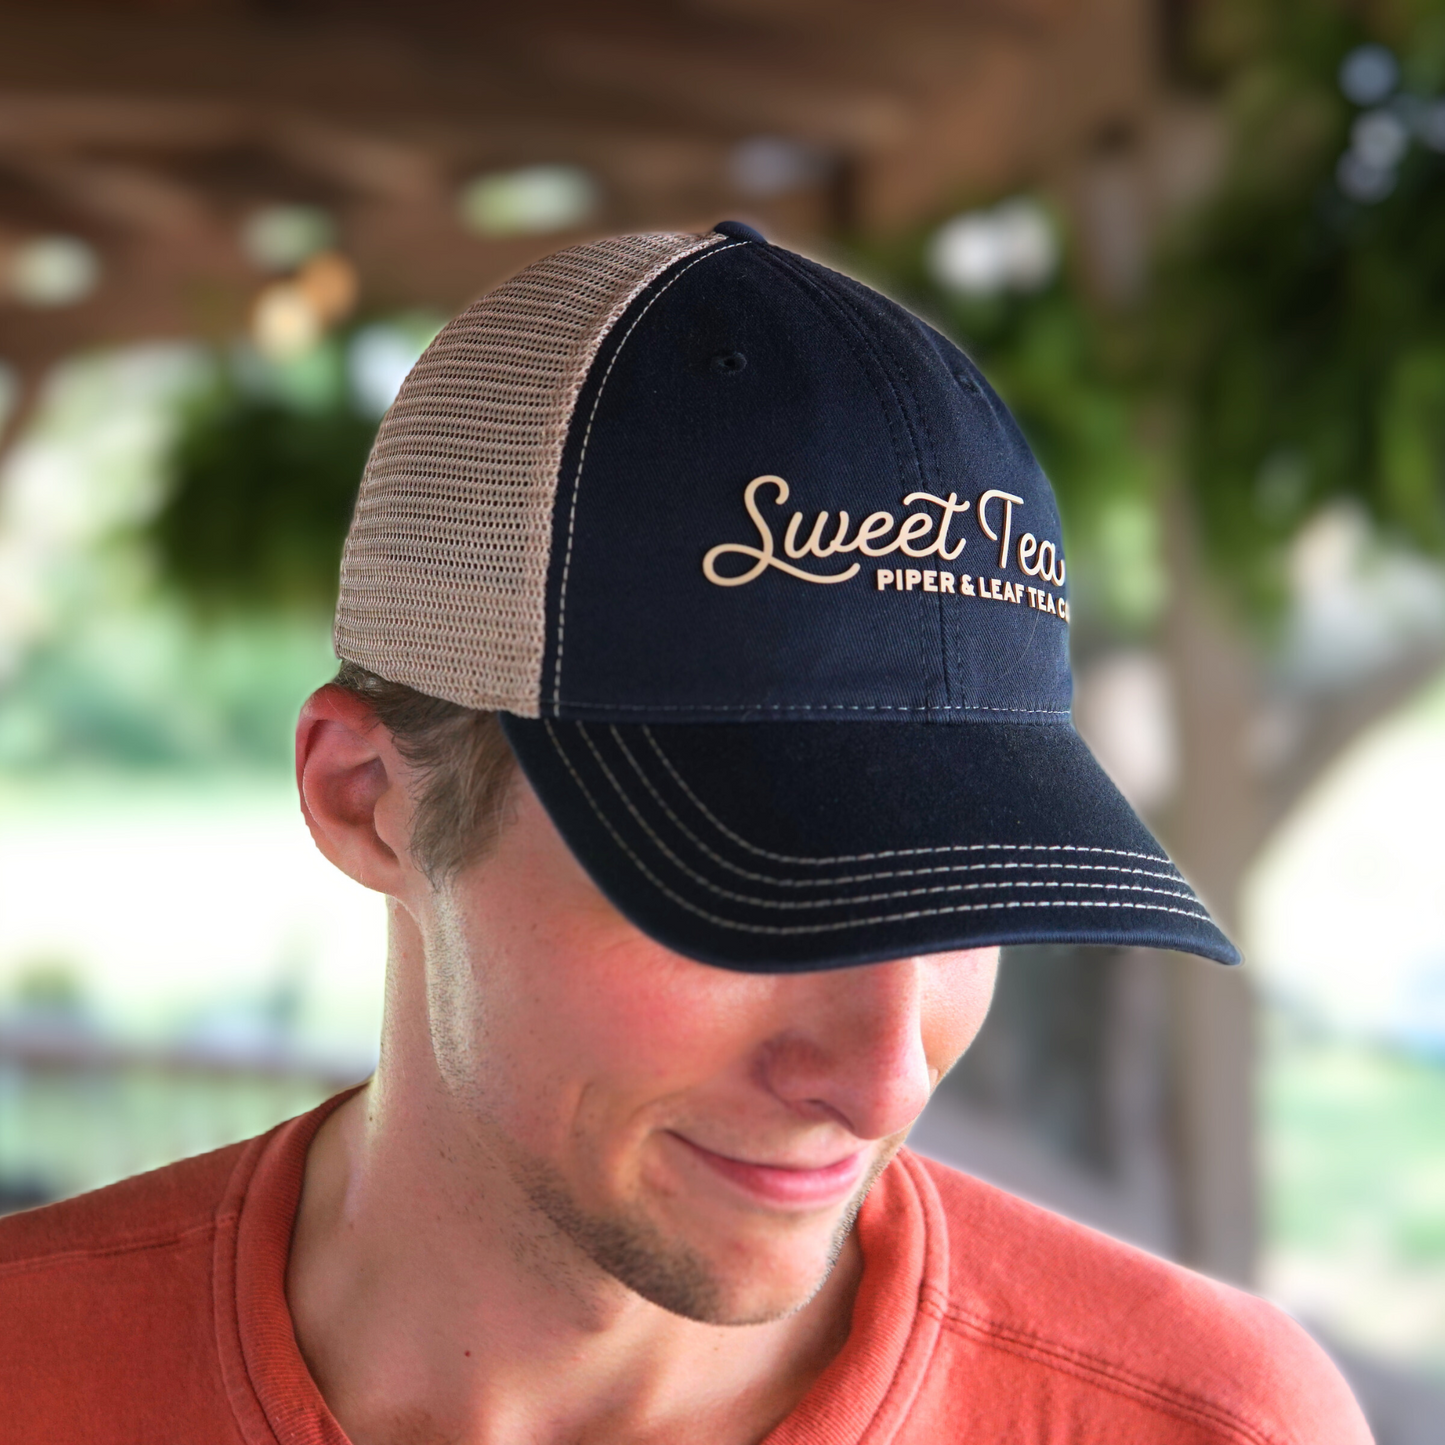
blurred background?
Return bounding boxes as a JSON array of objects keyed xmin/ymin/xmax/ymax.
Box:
[{"xmin": 0, "ymin": 0, "xmax": 1442, "ymax": 1436}]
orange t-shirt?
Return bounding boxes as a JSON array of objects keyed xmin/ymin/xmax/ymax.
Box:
[{"xmin": 0, "ymin": 1093, "xmax": 1371, "ymax": 1444}]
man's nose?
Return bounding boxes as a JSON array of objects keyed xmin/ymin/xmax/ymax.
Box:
[{"xmin": 758, "ymin": 958, "xmax": 934, "ymax": 1142}]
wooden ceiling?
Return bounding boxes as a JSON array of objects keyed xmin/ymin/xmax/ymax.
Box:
[{"xmin": 0, "ymin": 0, "xmax": 1163, "ymax": 427}]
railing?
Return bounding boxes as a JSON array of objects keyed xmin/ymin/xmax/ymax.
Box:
[{"xmin": 0, "ymin": 1015, "xmax": 373, "ymax": 1212}]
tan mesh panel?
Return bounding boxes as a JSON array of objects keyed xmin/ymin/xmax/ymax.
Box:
[{"xmin": 334, "ymin": 230, "xmax": 722, "ymax": 714}]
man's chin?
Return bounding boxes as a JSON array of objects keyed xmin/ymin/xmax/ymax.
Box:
[
  {"xmin": 627, "ymin": 1233, "xmax": 850, "ymax": 1327},
  {"xmin": 516, "ymin": 1136, "xmax": 896, "ymax": 1325},
  {"xmin": 518, "ymin": 1168, "xmax": 855, "ymax": 1325},
  {"xmin": 668, "ymin": 1136, "xmax": 901, "ymax": 1324}
]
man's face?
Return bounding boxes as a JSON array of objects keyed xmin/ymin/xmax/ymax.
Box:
[{"xmin": 418, "ymin": 777, "xmax": 998, "ymax": 1327}]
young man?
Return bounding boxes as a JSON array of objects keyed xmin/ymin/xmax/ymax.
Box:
[{"xmin": 1, "ymin": 223, "xmax": 1371, "ymax": 1443}]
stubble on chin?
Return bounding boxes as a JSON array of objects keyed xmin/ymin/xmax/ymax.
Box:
[
  {"xmin": 510, "ymin": 1136, "xmax": 905, "ymax": 1328},
  {"xmin": 519, "ymin": 1161, "xmax": 725, "ymax": 1322}
]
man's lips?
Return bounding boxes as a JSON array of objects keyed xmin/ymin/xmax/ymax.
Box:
[{"xmin": 667, "ymin": 1133, "xmax": 867, "ymax": 1209}]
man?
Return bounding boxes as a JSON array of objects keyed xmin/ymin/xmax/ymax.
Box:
[{"xmin": 1, "ymin": 222, "xmax": 1370, "ymax": 1443}]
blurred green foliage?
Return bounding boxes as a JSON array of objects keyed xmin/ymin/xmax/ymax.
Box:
[
  {"xmin": 0, "ymin": 346, "xmax": 344, "ymax": 775},
  {"xmin": 1161, "ymin": 0, "xmax": 1445, "ymax": 611},
  {"xmin": 12, "ymin": 960, "xmax": 85, "ymax": 1013},
  {"xmin": 139, "ymin": 3, "xmax": 1445, "ymax": 638},
  {"xmin": 851, "ymin": 0, "xmax": 1445, "ymax": 628},
  {"xmin": 153, "ymin": 338, "xmax": 377, "ymax": 612},
  {"xmin": 0, "ymin": 609, "xmax": 339, "ymax": 770}
]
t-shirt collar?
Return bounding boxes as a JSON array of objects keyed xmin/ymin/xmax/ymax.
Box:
[{"xmin": 219, "ymin": 1097, "xmax": 947, "ymax": 1445}]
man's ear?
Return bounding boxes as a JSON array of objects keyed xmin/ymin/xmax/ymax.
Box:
[{"xmin": 295, "ymin": 684, "xmax": 414, "ymax": 897}]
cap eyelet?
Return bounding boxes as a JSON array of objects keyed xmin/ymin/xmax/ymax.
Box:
[{"xmin": 710, "ymin": 351, "xmax": 747, "ymax": 375}]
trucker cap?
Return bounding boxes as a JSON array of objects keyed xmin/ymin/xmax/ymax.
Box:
[{"xmin": 335, "ymin": 220, "xmax": 1239, "ymax": 972}]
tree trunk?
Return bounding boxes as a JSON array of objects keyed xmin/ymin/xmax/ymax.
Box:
[{"xmin": 1155, "ymin": 488, "xmax": 1443, "ymax": 1283}]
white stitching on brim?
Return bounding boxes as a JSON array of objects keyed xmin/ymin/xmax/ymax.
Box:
[
  {"xmin": 640, "ymin": 726, "xmax": 1172, "ymax": 869},
  {"xmin": 544, "ymin": 721, "xmax": 1215, "ymax": 937},
  {"xmin": 580, "ymin": 723, "xmax": 1197, "ymax": 911},
  {"xmin": 577, "ymin": 725, "xmax": 1199, "ymax": 911},
  {"xmin": 608, "ymin": 725, "xmax": 1184, "ymax": 889}
]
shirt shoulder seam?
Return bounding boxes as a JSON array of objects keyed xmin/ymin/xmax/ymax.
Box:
[
  {"xmin": 938, "ymin": 1304, "xmax": 1292, "ymax": 1445},
  {"xmin": 0, "ymin": 1216, "xmax": 223, "ymax": 1283}
]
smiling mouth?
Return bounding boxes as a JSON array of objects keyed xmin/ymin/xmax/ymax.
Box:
[{"xmin": 667, "ymin": 1134, "xmax": 868, "ymax": 1210}]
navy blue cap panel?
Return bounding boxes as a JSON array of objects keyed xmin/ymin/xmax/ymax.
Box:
[
  {"xmin": 712, "ymin": 219, "xmax": 768, "ymax": 242},
  {"xmin": 501, "ymin": 715, "xmax": 1241, "ymax": 973},
  {"xmin": 336, "ymin": 222, "xmax": 1239, "ymax": 971},
  {"xmin": 771, "ymin": 253, "xmax": 1075, "ymax": 720},
  {"xmin": 539, "ymin": 239, "xmax": 1072, "ymax": 722}
]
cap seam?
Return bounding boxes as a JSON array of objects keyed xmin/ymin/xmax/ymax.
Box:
[
  {"xmin": 608, "ymin": 724, "xmax": 1184, "ymax": 889},
  {"xmin": 551, "ymin": 239, "xmax": 745, "ymax": 709},
  {"xmin": 755, "ymin": 245, "xmax": 945, "ymax": 708},
  {"xmin": 546, "ymin": 721, "xmax": 1213, "ymax": 935},
  {"xmin": 775, "ymin": 254, "xmax": 960, "ymax": 707},
  {"xmin": 337, "ymin": 231, "xmax": 719, "ymax": 714}
]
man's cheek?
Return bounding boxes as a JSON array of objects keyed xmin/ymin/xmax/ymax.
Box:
[
  {"xmin": 923, "ymin": 959, "xmax": 999, "ymax": 1079},
  {"xmin": 587, "ymin": 1009, "xmax": 735, "ymax": 1101},
  {"xmin": 578, "ymin": 973, "xmax": 748, "ymax": 1086}
]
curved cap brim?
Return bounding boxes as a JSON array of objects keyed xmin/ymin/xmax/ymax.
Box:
[{"xmin": 501, "ymin": 716, "xmax": 1240, "ymax": 973}]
